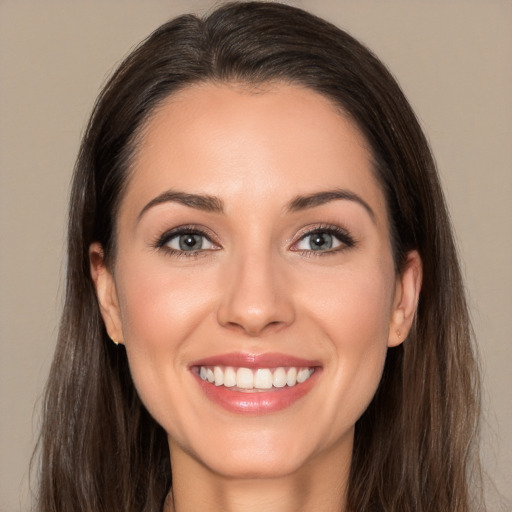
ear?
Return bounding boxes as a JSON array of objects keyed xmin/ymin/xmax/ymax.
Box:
[
  {"xmin": 89, "ymin": 242, "xmax": 124, "ymax": 344},
  {"xmin": 388, "ymin": 250, "xmax": 423, "ymax": 347}
]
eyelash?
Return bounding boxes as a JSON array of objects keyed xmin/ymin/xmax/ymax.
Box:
[
  {"xmin": 153, "ymin": 225, "xmax": 218, "ymax": 259},
  {"xmin": 290, "ymin": 224, "xmax": 356, "ymax": 256},
  {"xmin": 153, "ymin": 223, "xmax": 356, "ymax": 258}
]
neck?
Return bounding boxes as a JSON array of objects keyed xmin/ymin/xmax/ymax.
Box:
[{"xmin": 164, "ymin": 434, "xmax": 352, "ymax": 512}]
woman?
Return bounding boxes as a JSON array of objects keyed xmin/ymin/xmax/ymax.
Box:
[{"xmin": 36, "ymin": 2, "xmax": 483, "ymax": 511}]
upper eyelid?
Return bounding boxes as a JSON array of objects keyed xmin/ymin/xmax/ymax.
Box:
[
  {"xmin": 293, "ymin": 223, "xmax": 353, "ymax": 240},
  {"xmin": 290, "ymin": 224, "xmax": 356, "ymax": 249},
  {"xmin": 157, "ymin": 225, "xmax": 216, "ymax": 242},
  {"xmin": 153, "ymin": 227, "xmax": 221, "ymax": 253}
]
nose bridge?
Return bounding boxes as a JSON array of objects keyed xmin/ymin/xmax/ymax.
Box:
[{"xmin": 217, "ymin": 243, "xmax": 294, "ymax": 335}]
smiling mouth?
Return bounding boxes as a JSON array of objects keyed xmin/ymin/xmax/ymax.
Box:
[
  {"xmin": 190, "ymin": 352, "xmax": 321, "ymax": 413},
  {"xmin": 195, "ymin": 365, "xmax": 315, "ymax": 391}
]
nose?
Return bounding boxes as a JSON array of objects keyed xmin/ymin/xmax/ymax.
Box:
[{"xmin": 216, "ymin": 252, "xmax": 296, "ymax": 337}]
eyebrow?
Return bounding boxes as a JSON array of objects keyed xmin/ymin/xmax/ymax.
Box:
[
  {"xmin": 286, "ymin": 189, "xmax": 375, "ymax": 221},
  {"xmin": 137, "ymin": 190, "xmax": 224, "ymax": 221},
  {"xmin": 137, "ymin": 187, "xmax": 375, "ymax": 222}
]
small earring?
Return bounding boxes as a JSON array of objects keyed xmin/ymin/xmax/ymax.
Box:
[
  {"xmin": 396, "ymin": 329, "xmax": 402, "ymax": 339},
  {"xmin": 110, "ymin": 336, "xmax": 119, "ymax": 346}
]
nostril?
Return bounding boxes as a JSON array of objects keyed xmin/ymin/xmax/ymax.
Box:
[{"xmin": 221, "ymin": 317, "xmax": 290, "ymax": 337}]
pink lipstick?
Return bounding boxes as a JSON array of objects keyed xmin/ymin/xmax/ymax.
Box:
[{"xmin": 190, "ymin": 352, "xmax": 321, "ymax": 414}]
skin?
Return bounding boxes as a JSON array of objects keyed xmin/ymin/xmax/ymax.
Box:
[{"xmin": 90, "ymin": 83, "xmax": 422, "ymax": 512}]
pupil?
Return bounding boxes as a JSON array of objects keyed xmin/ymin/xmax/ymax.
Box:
[
  {"xmin": 179, "ymin": 234, "xmax": 202, "ymax": 251},
  {"xmin": 311, "ymin": 233, "xmax": 332, "ymax": 250}
]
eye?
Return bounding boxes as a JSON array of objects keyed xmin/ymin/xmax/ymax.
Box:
[
  {"xmin": 292, "ymin": 226, "xmax": 355, "ymax": 254},
  {"xmin": 153, "ymin": 226, "xmax": 219, "ymax": 257},
  {"xmin": 166, "ymin": 232, "xmax": 215, "ymax": 252},
  {"xmin": 296, "ymin": 231, "xmax": 341, "ymax": 251}
]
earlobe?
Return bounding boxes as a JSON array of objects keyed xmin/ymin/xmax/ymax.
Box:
[
  {"xmin": 89, "ymin": 242, "xmax": 124, "ymax": 344},
  {"xmin": 388, "ymin": 250, "xmax": 423, "ymax": 347}
]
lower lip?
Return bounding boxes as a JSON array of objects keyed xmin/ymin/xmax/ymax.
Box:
[{"xmin": 193, "ymin": 369, "xmax": 320, "ymax": 414}]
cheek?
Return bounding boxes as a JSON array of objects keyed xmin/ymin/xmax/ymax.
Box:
[
  {"xmin": 117, "ymin": 259, "xmax": 215, "ymax": 343},
  {"xmin": 301, "ymin": 261, "xmax": 394, "ymax": 344},
  {"xmin": 114, "ymin": 259, "xmax": 217, "ymax": 422},
  {"xmin": 297, "ymin": 261, "xmax": 394, "ymax": 422}
]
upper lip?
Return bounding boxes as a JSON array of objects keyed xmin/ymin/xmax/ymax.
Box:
[{"xmin": 189, "ymin": 352, "xmax": 322, "ymax": 369}]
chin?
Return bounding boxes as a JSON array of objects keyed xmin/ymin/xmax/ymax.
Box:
[{"xmin": 173, "ymin": 422, "xmax": 352, "ymax": 481}]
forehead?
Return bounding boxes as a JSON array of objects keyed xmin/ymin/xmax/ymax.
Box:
[{"xmin": 122, "ymin": 82, "xmax": 387, "ymax": 225}]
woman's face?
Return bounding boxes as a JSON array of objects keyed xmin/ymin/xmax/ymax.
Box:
[{"xmin": 92, "ymin": 82, "xmax": 421, "ymax": 479}]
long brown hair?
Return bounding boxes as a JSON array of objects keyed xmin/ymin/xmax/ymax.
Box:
[{"xmin": 35, "ymin": 2, "xmax": 483, "ymax": 511}]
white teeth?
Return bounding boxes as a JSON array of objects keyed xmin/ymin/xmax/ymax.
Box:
[
  {"xmin": 236, "ymin": 367, "xmax": 254, "ymax": 389},
  {"xmin": 272, "ymin": 367, "xmax": 287, "ymax": 388},
  {"xmin": 286, "ymin": 367, "xmax": 297, "ymax": 386},
  {"xmin": 214, "ymin": 366, "xmax": 223, "ymax": 386},
  {"xmin": 223, "ymin": 366, "xmax": 237, "ymax": 387},
  {"xmin": 254, "ymin": 369, "xmax": 273, "ymax": 389},
  {"xmin": 297, "ymin": 368, "xmax": 311, "ymax": 383},
  {"xmin": 198, "ymin": 365, "xmax": 315, "ymax": 390}
]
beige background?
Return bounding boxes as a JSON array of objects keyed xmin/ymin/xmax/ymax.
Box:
[{"xmin": 0, "ymin": 1, "xmax": 510, "ymax": 510}]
